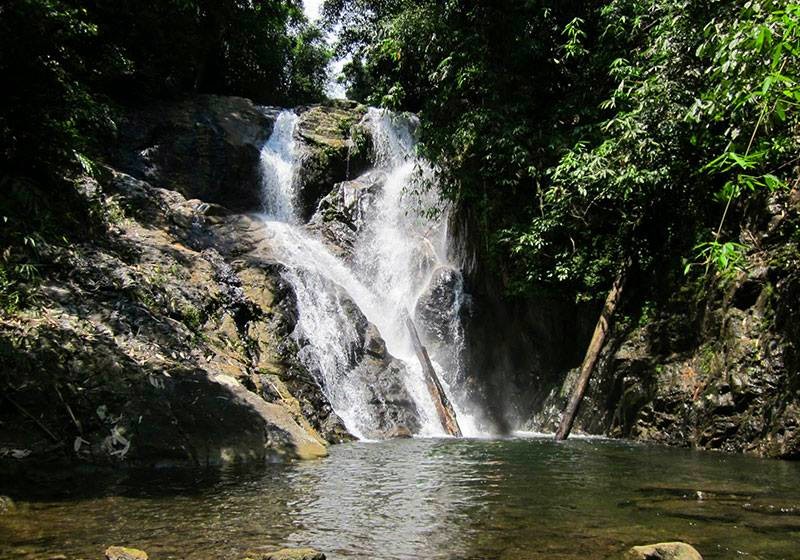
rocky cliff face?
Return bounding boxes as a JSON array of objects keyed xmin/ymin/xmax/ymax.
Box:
[
  {"xmin": 449, "ymin": 186, "xmax": 800, "ymax": 459},
  {"xmin": 0, "ymin": 170, "xmax": 331, "ymax": 468},
  {"xmin": 0, "ymin": 96, "xmax": 399, "ymax": 469},
  {"xmin": 114, "ymin": 95, "xmax": 275, "ymax": 212},
  {"xmin": 528, "ymin": 191, "xmax": 800, "ymax": 459}
]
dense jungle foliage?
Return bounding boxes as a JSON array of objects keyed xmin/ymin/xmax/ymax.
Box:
[
  {"xmin": 325, "ymin": 0, "xmax": 800, "ymax": 301},
  {"xmin": 0, "ymin": 0, "xmax": 330, "ymax": 311},
  {"xmin": 2, "ymin": 0, "xmax": 798, "ymax": 312},
  {"xmin": 1, "ymin": 0, "xmax": 329, "ymax": 183}
]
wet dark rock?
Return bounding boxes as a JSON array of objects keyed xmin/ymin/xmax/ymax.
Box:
[
  {"xmin": 113, "ymin": 95, "xmax": 274, "ymax": 212},
  {"xmin": 731, "ymin": 277, "xmax": 763, "ymax": 311},
  {"xmin": 354, "ymin": 356, "xmax": 422, "ymax": 440},
  {"xmin": 415, "ymin": 266, "xmax": 463, "ymax": 351},
  {"xmin": 626, "ymin": 542, "xmax": 703, "ymax": 560},
  {"xmin": 308, "ymin": 171, "xmax": 385, "ymax": 258},
  {"xmin": 339, "ymin": 296, "xmax": 422, "ymax": 439},
  {"xmin": 293, "ymin": 282, "xmax": 422, "ymax": 439},
  {"xmin": 317, "ymin": 408, "xmax": 355, "ymax": 444}
]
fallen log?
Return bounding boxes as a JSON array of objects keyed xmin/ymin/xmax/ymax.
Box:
[
  {"xmin": 403, "ymin": 311, "xmax": 462, "ymax": 437},
  {"xmin": 554, "ymin": 263, "xmax": 628, "ymax": 441}
]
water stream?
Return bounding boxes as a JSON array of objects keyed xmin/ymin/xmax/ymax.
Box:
[
  {"xmin": 3, "ymin": 437, "xmax": 800, "ymax": 560},
  {"xmin": 257, "ymin": 108, "xmax": 477, "ymax": 439}
]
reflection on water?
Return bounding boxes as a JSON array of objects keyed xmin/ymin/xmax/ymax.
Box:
[{"xmin": 2, "ymin": 437, "xmax": 800, "ymax": 559}]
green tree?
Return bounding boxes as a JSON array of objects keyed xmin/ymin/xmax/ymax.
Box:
[
  {"xmin": 326, "ymin": 0, "xmax": 800, "ymax": 301},
  {"xmin": 0, "ymin": 0, "xmax": 331, "ymax": 311}
]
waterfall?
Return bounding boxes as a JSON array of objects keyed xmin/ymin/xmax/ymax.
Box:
[
  {"xmin": 259, "ymin": 111, "xmax": 299, "ymax": 221},
  {"xmin": 258, "ymin": 108, "xmax": 479, "ymax": 439}
]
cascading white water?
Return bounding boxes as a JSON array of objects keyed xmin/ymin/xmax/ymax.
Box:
[
  {"xmin": 349, "ymin": 109, "xmax": 477, "ymax": 435},
  {"xmin": 258, "ymin": 107, "xmax": 480, "ymax": 439},
  {"xmin": 259, "ymin": 111, "xmax": 299, "ymax": 221},
  {"xmin": 262, "ymin": 221, "xmax": 413, "ymax": 439}
]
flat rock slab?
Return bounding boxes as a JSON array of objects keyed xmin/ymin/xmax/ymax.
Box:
[{"xmin": 627, "ymin": 542, "xmax": 703, "ymax": 560}]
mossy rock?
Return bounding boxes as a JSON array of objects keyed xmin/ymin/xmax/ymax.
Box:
[{"xmin": 294, "ymin": 103, "xmax": 371, "ymax": 220}]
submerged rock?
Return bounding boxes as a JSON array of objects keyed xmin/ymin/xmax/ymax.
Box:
[
  {"xmin": 626, "ymin": 542, "xmax": 703, "ymax": 560},
  {"xmin": 0, "ymin": 496, "xmax": 14, "ymax": 514},
  {"xmin": 105, "ymin": 546, "xmax": 148, "ymax": 560},
  {"xmin": 244, "ymin": 548, "xmax": 325, "ymax": 560}
]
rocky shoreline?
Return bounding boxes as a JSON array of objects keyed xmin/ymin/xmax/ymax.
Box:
[{"xmin": 96, "ymin": 541, "xmax": 707, "ymax": 560}]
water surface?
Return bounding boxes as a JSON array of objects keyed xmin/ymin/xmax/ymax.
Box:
[{"xmin": 2, "ymin": 437, "xmax": 800, "ymax": 559}]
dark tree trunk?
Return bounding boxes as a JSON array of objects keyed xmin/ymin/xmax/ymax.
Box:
[
  {"xmin": 404, "ymin": 312, "xmax": 462, "ymax": 437},
  {"xmin": 554, "ymin": 263, "xmax": 628, "ymax": 441}
]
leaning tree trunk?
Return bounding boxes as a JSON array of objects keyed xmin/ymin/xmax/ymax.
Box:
[
  {"xmin": 554, "ymin": 263, "xmax": 628, "ymax": 441},
  {"xmin": 403, "ymin": 311, "xmax": 462, "ymax": 437}
]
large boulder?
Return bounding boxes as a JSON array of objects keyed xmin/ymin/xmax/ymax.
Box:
[
  {"xmin": 113, "ymin": 95, "xmax": 275, "ymax": 212},
  {"xmin": 337, "ymin": 296, "xmax": 422, "ymax": 440},
  {"xmin": 0, "ymin": 496, "xmax": 14, "ymax": 514},
  {"xmin": 294, "ymin": 101, "xmax": 372, "ymax": 220},
  {"xmin": 128, "ymin": 372, "xmax": 327, "ymax": 465},
  {"xmin": 308, "ymin": 171, "xmax": 386, "ymax": 258},
  {"xmin": 352, "ymin": 323, "xmax": 423, "ymax": 439}
]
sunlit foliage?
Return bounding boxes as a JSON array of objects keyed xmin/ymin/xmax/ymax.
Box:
[{"xmin": 326, "ymin": 0, "xmax": 800, "ymax": 299}]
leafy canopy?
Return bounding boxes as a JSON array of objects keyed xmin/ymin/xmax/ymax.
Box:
[{"xmin": 326, "ymin": 0, "xmax": 800, "ymax": 300}]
